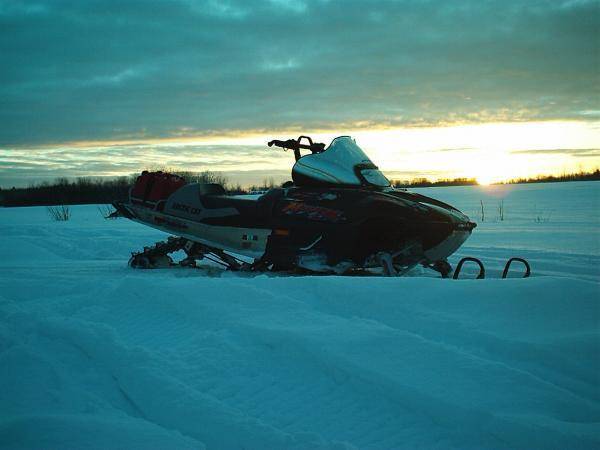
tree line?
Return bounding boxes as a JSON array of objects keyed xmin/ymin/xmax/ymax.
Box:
[
  {"xmin": 0, "ymin": 177, "xmax": 134, "ymax": 207},
  {"xmin": 500, "ymin": 169, "xmax": 600, "ymax": 185},
  {"xmin": 391, "ymin": 177, "xmax": 478, "ymax": 188},
  {"xmin": 1, "ymin": 169, "xmax": 598, "ymax": 207},
  {"xmin": 0, "ymin": 171, "xmax": 278, "ymax": 207}
]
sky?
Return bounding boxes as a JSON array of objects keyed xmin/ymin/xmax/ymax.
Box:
[{"xmin": 0, "ymin": 0, "xmax": 598, "ymax": 187}]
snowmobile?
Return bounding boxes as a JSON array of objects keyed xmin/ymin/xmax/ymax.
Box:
[{"xmin": 113, "ymin": 135, "xmax": 484, "ymax": 277}]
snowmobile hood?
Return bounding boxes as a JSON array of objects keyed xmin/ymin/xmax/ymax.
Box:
[{"xmin": 292, "ymin": 136, "xmax": 390, "ymax": 188}]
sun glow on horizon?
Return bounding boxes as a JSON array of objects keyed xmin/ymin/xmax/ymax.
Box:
[
  {"xmin": 1, "ymin": 120, "xmax": 598, "ymax": 188},
  {"xmin": 475, "ymin": 174, "xmax": 495, "ymax": 186},
  {"xmin": 351, "ymin": 121, "xmax": 600, "ymax": 184}
]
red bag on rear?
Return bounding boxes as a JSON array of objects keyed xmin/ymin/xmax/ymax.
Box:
[{"xmin": 131, "ymin": 171, "xmax": 186, "ymax": 205}]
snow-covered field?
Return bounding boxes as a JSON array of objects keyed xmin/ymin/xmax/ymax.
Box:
[{"xmin": 1, "ymin": 181, "xmax": 598, "ymax": 449}]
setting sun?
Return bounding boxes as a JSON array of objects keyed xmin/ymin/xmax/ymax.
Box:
[{"xmin": 475, "ymin": 175, "xmax": 493, "ymax": 186}]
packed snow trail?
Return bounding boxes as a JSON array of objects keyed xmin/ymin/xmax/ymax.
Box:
[
  {"xmin": 1, "ymin": 272, "xmax": 599, "ymax": 449},
  {"xmin": 1, "ymin": 182, "xmax": 599, "ymax": 449}
]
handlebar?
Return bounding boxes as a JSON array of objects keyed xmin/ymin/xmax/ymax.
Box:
[
  {"xmin": 268, "ymin": 136, "xmax": 326, "ymax": 161},
  {"xmin": 268, "ymin": 139, "xmax": 305, "ymax": 149}
]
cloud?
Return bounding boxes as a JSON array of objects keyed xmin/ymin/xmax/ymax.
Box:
[
  {"xmin": 510, "ymin": 148, "xmax": 600, "ymax": 157},
  {"xmin": 0, "ymin": 142, "xmax": 294, "ymax": 186},
  {"xmin": 384, "ymin": 169, "xmax": 457, "ymax": 181},
  {"xmin": 0, "ymin": 0, "xmax": 598, "ymax": 146},
  {"xmin": 424, "ymin": 147, "xmax": 475, "ymax": 153}
]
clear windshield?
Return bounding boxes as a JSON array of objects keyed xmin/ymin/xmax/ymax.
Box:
[
  {"xmin": 360, "ymin": 168, "xmax": 390, "ymax": 187},
  {"xmin": 292, "ymin": 136, "xmax": 390, "ymax": 187}
]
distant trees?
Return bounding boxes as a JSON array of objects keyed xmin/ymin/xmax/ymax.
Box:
[
  {"xmin": 246, "ymin": 178, "xmax": 277, "ymax": 193},
  {"xmin": 501, "ymin": 169, "xmax": 600, "ymax": 185},
  {"xmin": 171, "ymin": 170, "xmax": 229, "ymax": 186},
  {"xmin": 391, "ymin": 177, "xmax": 478, "ymax": 188},
  {"xmin": 0, "ymin": 170, "xmax": 243, "ymax": 207},
  {"xmin": 0, "ymin": 177, "xmax": 133, "ymax": 207},
  {"xmin": 1, "ymin": 168, "xmax": 598, "ymax": 207},
  {"xmin": 391, "ymin": 169, "xmax": 599, "ymax": 188}
]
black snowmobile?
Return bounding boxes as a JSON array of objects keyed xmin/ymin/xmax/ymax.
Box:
[{"xmin": 113, "ymin": 136, "xmax": 479, "ymax": 277}]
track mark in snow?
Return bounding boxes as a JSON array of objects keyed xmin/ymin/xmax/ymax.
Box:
[{"xmin": 1, "ymin": 200, "xmax": 599, "ymax": 449}]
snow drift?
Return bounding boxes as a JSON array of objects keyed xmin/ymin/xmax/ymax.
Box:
[{"xmin": 1, "ymin": 182, "xmax": 598, "ymax": 449}]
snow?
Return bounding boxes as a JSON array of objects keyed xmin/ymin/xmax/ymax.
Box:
[{"xmin": 1, "ymin": 181, "xmax": 599, "ymax": 449}]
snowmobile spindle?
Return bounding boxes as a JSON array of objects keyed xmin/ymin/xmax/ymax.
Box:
[
  {"xmin": 453, "ymin": 257, "xmax": 486, "ymax": 279},
  {"xmin": 502, "ymin": 257, "xmax": 531, "ymax": 278}
]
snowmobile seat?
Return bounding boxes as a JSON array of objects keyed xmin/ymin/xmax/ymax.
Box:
[
  {"xmin": 199, "ymin": 188, "xmax": 284, "ymax": 222},
  {"xmin": 198, "ymin": 183, "xmax": 226, "ymax": 196}
]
